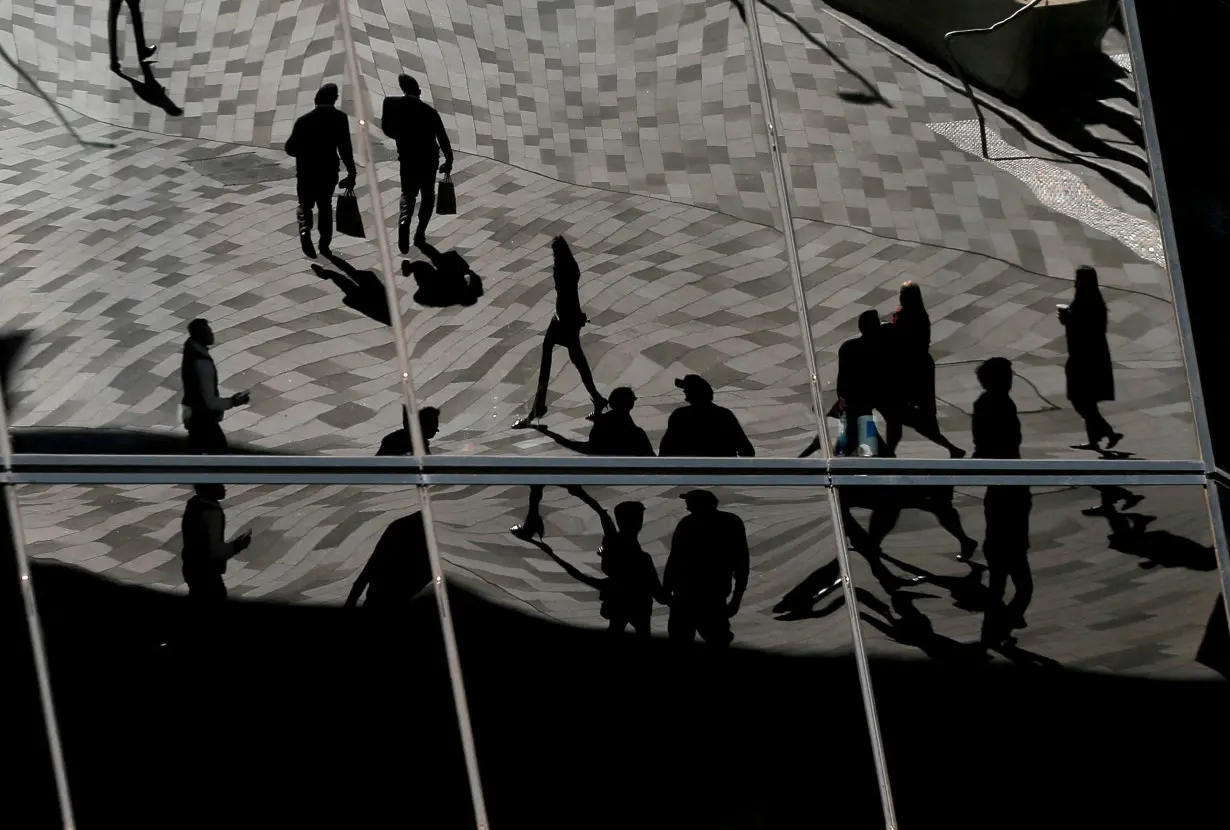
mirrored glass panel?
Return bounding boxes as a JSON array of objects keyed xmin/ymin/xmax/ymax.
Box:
[
  {"xmin": 843, "ymin": 481, "xmax": 1227, "ymax": 828},
  {"xmin": 339, "ymin": 0, "xmax": 819, "ymax": 457},
  {"xmin": 427, "ymin": 481, "xmax": 884, "ymax": 828},
  {"xmin": 16, "ymin": 483, "xmax": 474, "ymax": 827},
  {"xmin": 0, "ymin": 4, "xmax": 416, "ymax": 455},
  {"xmin": 755, "ymin": 2, "xmax": 1199, "ymax": 460}
]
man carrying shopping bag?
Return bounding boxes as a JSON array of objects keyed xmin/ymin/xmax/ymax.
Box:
[
  {"xmin": 380, "ymin": 74, "xmax": 454, "ymax": 253},
  {"xmin": 286, "ymin": 83, "xmax": 357, "ymax": 259}
]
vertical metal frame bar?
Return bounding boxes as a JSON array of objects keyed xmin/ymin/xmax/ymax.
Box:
[
  {"xmin": 332, "ymin": 3, "xmax": 491, "ymax": 827},
  {"xmin": 741, "ymin": 6, "xmax": 899, "ymax": 828},
  {"xmin": 1120, "ymin": 0, "xmax": 1230, "ymax": 626}
]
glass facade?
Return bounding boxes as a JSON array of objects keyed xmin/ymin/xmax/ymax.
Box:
[{"xmin": 1, "ymin": 0, "xmax": 1226, "ymax": 828}]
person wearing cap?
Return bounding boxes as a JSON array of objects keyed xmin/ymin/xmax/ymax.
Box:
[
  {"xmin": 381, "ymin": 74, "xmax": 454, "ymax": 254},
  {"xmin": 512, "ymin": 387, "xmax": 653, "ymax": 542},
  {"xmin": 285, "ymin": 83, "xmax": 357, "ymax": 259},
  {"xmin": 662, "ymin": 490, "xmax": 750, "ymax": 647},
  {"xmin": 658, "ymin": 375, "xmax": 754, "ymax": 458}
]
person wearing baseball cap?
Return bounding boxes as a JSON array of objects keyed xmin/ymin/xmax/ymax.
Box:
[
  {"xmin": 662, "ymin": 489, "xmax": 750, "ymax": 647},
  {"xmin": 658, "ymin": 374, "xmax": 754, "ymax": 458}
]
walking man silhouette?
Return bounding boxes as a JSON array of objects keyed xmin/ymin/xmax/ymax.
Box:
[
  {"xmin": 659, "ymin": 375, "xmax": 754, "ymax": 458},
  {"xmin": 381, "ymin": 74, "xmax": 454, "ymax": 254},
  {"xmin": 108, "ymin": 0, "xmax": 157, "ymax": 74},
  {"xmin": 286, "ymin": 83, "xmax": 357, "ymax": 259},
  {"xmin": 181, "ymin": 484, "xmax": 250, "ymax": 606},
  {"xmin": 663, "ymin": 490, "xmax": 750, "ymax": 647},
  {"xmin": 832, "ymin": 309, "xmax": 887, "ymax": 457},
  {"xmin": 181, "ymin": 319, "xmax": 248, "ymax": 454}
]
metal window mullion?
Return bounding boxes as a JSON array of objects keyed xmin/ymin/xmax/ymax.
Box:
[{"xmin": 742, "ymin": 6, "xmax": 899, "ymax": 830}]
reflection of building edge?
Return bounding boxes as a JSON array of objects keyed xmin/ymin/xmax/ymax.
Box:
[{"xmin": 1121, "ymin": 0, "xmax": 1230, "ymax": 631}]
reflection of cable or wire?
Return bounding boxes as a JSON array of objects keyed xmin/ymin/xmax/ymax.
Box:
[{"xmin": 0, "ymin": 43, "xmax": 114, "ymax": 149}]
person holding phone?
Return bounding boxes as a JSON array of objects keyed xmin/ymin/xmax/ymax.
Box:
[{"xmin": 181, "ymin": 318, "xmax": 250, "ymax": 454}]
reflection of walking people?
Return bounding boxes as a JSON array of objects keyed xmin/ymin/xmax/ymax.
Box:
[
  {"xmin": 181, "ymin": 484, "xmax": 250, "ymax": 606},
  {"xmin": 663, "ymin": 491, "xmax": 750, "ymax": 647},
  {"xmin": 181, "ymin": 319, "xmax": 249, "ymax": 454},
  {"xmin": 883, "ymin": 282, "xmax": 965, "ymax": 458},
  {"xmin": 972, "ymin": 358, "xmax": 1034, "ymax": 647},
  {"xmin": 286, "ymin": 84, "xmax": 357, "ymax": 260},
  {"xmin": 512, "ymin": 237, "xmax": 607, "ymax": 428},
  {"xmin": 568, "ymin": 488, "xmax": 664, "ymax": 636},
  {"xmin": 108, "ymin": 0, "xmax": 157, "ymax": 74},
  {"xmin": 832, "ymin": 310, "xmax": 887, "ymax": 457},
  {"xmin": 381, "ymin": 74, "xmax": 454, "ymax": 254},
  {"xmin": 1059, "ymin": 266, "xmax": 1123, "ymax": 451},
  {"xmin": 659, "ymin": 375, "xmax": 755, "ymax": 458}
]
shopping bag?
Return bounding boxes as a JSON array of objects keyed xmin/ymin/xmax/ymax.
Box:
[
  {"xmin": 336, "ymin": 189, "xmax": 365, "ymax": 238},
  {"xmin": 833, "ymin": 414, "xmax": 849, "ymax": 457},
  {"xmin": 436, "ymin": 175, "xmax": 456, "ymax": 215},
  {"xmin": 856, "ymin": 415, "xmax": 881, "ymax": 458}
]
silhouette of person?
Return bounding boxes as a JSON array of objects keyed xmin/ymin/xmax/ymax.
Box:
[
  {"xmin": 377, "ymin": 406, "xmax": 439, "ymax": 456},
  {"xmin": 512, "ymin": 237, "xmax": 607, "ymax": 427},
  {"xmin": 663, "ymin": 490, "xmax": 750, "ymax": 647},
  {"xmin": 1059, "ymin": 266, "xmax": 1123, "ymax": 451},
  {"xmin": 108, "ymin": 0, "xmax": 157, "ymax": 74},
  {"xmin": 405, "ymin": 243, "xmax": 482, "ymax": 308},
  {"xmin": 286, "ymin": 84, "xmax": 357, "ymax": 260},
  {"xmin": 380, "ymin": 74, "xmax": 454, "ymax": 254},
  {"xmin": 882, "ymin": 282, "xmax": 966, "ymax": 458},
  {"xmin": 659, "ymin": 375, "xmax": 755, "ymax": 458},
  {"xmin": 566, "ymin": 488, "xmax": 664, "ymax": 636},
  {"xmin": 345, "ymin": 513, "xmax": 433, "ymax": 614},
  {"xmin": 512, "ymin": 387, "xmax": 653, "ymax": 541},
  {"xmin": 181, "ymin": 484, "xmax": 250, "ymax": 606},
  {"xmin": 972, "ymin": 357, "xmax": 1034, "ymax": 647},
  {"xmin": 181, "ymin": 319, "xmax": 249, "ymax": 454},
  {"xmin": 832, "ymin": 310, "xmax": 887, "ymax": 456}
]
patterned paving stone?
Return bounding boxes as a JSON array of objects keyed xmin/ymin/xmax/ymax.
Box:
[{"xmin": 17, "ymin": 481, "xmax": 1222, "ymax": 678}]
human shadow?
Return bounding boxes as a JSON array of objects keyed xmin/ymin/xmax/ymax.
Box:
[
  {"xmin": 313, "ymin": 253, "xmax": 391, "ymax": 325},
  {"xmin": 114, "ymin": 62, "xmax": 183, "ymax": 117},
  {"xmin": 729, "ymin": 0, "xmax": 889, "ymax": 106},
  {"xmin": 1096, "ymin": 506, "xmax": 1217, "ymax": 572},
  {"xmin": 406, "ymin": 242, "xmax": 483, "ymax": 308}
]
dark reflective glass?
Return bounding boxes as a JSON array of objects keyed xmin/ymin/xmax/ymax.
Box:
[
  {"xmin": 842, "ymin": 482, "xmax": 1227, "ymax": 828},
  {"xmin": 15, "ymin": 483, "xmax": 473, "ymax": 827},
  {"xmin": 428, "ymin": 482, "xmax": 884, "ymax": 828}
]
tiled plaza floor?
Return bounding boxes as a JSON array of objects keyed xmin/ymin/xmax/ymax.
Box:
[{"xmin": 1, "ymin": 0, "xmax": 1218, "ymax": 669}]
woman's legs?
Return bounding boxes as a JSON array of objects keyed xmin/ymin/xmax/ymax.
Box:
[
  {"xmin": 511, "ymin": 484, "xmax": 546, "ymax": 539},
  {"xmin": 565, "ymin": 338, "xmax": 606, "ymax": 410},
  {"xmin": 529, "ymin": 324, "xmax": 560, "ymax": 415},
  {"xmin": 910, "ymin": 407, "xmax": 966, "ymax": 458}
]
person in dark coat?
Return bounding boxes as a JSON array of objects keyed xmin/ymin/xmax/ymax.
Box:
[
  {"xmin": 971, "ymin": 357, "xmax": 1034, "ymax": 648},
  {"xmin": 180, "ymin": 319, "xmax": 249, "ymax": 454},
  {"xmin": 108, "ymin": 0, "xmax": 157, "ymax": 74},
  {"xmin": 882, "ymin": 281, "xmax": 966, "ymax": 458},
  {"xmin": 376, "ymin": 406, "xmax": 439, "ymax": 456},
  {"xmin": 563, "ymin": 488, "xmax": 664, "ymax": 636},
  {"xmin": 286, "ymin": 83, "xmax": 357, "ymax": 259},
  {"xmin": 512, "ymin": 387, "xmax": 653, "ymax": 542},
  {"xmin": 180, "ymin": 483, "xmax": 251, "ymax": 605},
  {"xmin": 1060, "ymin": 266, "xmax": 1122, "ymax": 450},
  {"xmin": 663, "ymin": 490, "xmax": 750, "ymax": 647},
  {"xmin": 832, "ymin": 310, "xmax": 888, "ymax": 457},
  {"xmin": 345, "ymin": 513, "xmax": 433, "ymax": 614},
  {"xmin": 381, "ymin": 74, "xmax": 454, "ymax": 254},
  {"xmin": 512, "ymin": 237, "xmax": 607, "ymax": 428},
  {"xmin": 659, "ymin": 375, "xmax": 755, "ymax": 458}
]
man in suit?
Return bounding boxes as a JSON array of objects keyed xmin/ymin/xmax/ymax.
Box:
[
  {"xmin": 286, "ymin": 83, "xmax": 357, "ymax": 259},
  {"xmin": 181, "ymin": 319, "xmax": 249, "ymax": 454},
  {"xmin": 381, "ymin": 74, "xmax": 454, "ymax": 254}
]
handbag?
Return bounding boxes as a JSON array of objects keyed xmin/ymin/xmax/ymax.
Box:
[
  {"xmin": 336, "ymin": 189, "xmax": 365, "ymax": 238},
  {"xmin": 436, "ymin": 174, "xmax": 456, "ymax": 215}
]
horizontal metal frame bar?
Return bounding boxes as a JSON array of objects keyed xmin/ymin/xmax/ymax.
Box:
[{"xmin": 0, "ymin": 453, "xmax": 1210, "ymax": 487}]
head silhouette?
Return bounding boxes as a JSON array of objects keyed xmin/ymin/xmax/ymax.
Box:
[
  {"xmin": 419, "ymin": 406, "xmax": 440, "ymax": 441},
  {"xmin": 398, "ymin": 74, "xmax": 421, "ymax": 96},
  {"xmin": 675, "ymin": 374, "xmax": 714, "ymax": 405},
  {"xmin": 899, "ymin": 280, "xmax": 924, "ymax": 312},
  {"xmin": 613, "ymin": 501, "xmax": 646, "ymax": 535},
  {"xmin": 858, "ymin": 309, "xmax": 881, "ymax": 336},
  {"xmin": 187, "ymin": 318, "xmax": 214, "ymax": 347},
  {"xmin": 315, "ymin": 83, "xmax": 339, "ymax": 107},
  {"xmin": 194, "ymin": 483, "xmax": 226, "ymax": 501},
  {"xmin": 976, "ymin": 357, "xmax": 1014, "ymax": 395},
  {"xmin": 608, "ymin": 387, "xmax": 636, "ymax": 413},
  {"xmin": 1073, "ymin": 265, "xmax": 1103, "ymax": 306},
  {"xmin": 680, "ymin": 489, "xmax": 720, "ymax": 514}
]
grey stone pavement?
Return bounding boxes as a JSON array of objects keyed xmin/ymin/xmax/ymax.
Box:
[{"xmin": 1, "ymin": 0, "xmax": 1220, "ymax": 672}]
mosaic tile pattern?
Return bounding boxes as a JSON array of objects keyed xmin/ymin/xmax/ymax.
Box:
[{"xmin": 17, "ymin": 481, "xmax": 1221, "ymax": 678}]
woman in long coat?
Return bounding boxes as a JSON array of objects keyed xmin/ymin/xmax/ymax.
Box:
[{"xmin": 1060, "ymin": 266, "xmax": 1122, "ymax": 450}]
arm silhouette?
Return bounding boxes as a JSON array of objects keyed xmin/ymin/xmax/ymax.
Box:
[
  {"xmin": 542, "ymin": 546, "xmax": 606, "ymax": 592},
  {"xmin": 433, "ymin": 107, "xmax": 454, "ymax": 170},
  {"xmin": 344, "ymin": 555, "xmax": 374, "ymax": 609},
  {"xmin": 193, "ymin": 359, "xmax": 235, "ymax": 415},
  {"xmin": 568, "ymin": 486, "xmax": 617, "ymax": 539},
  {"xmin": 728, "ymin": 518, "xmax": 750, "ymax": 617},
  {"xmin": 337, "ymin": 114, "xmax": 357, "ymax": 181},
  {"xmin": 379, "ymin": 97, "xmax": 397, "ymax": 141},
  {"xmin": 285, "ymin": 119, "xmax": 300, "ymax": 157},
  {"xmin": 533, "ymin": 425, "xmax": 590, "ymax": 455}
]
